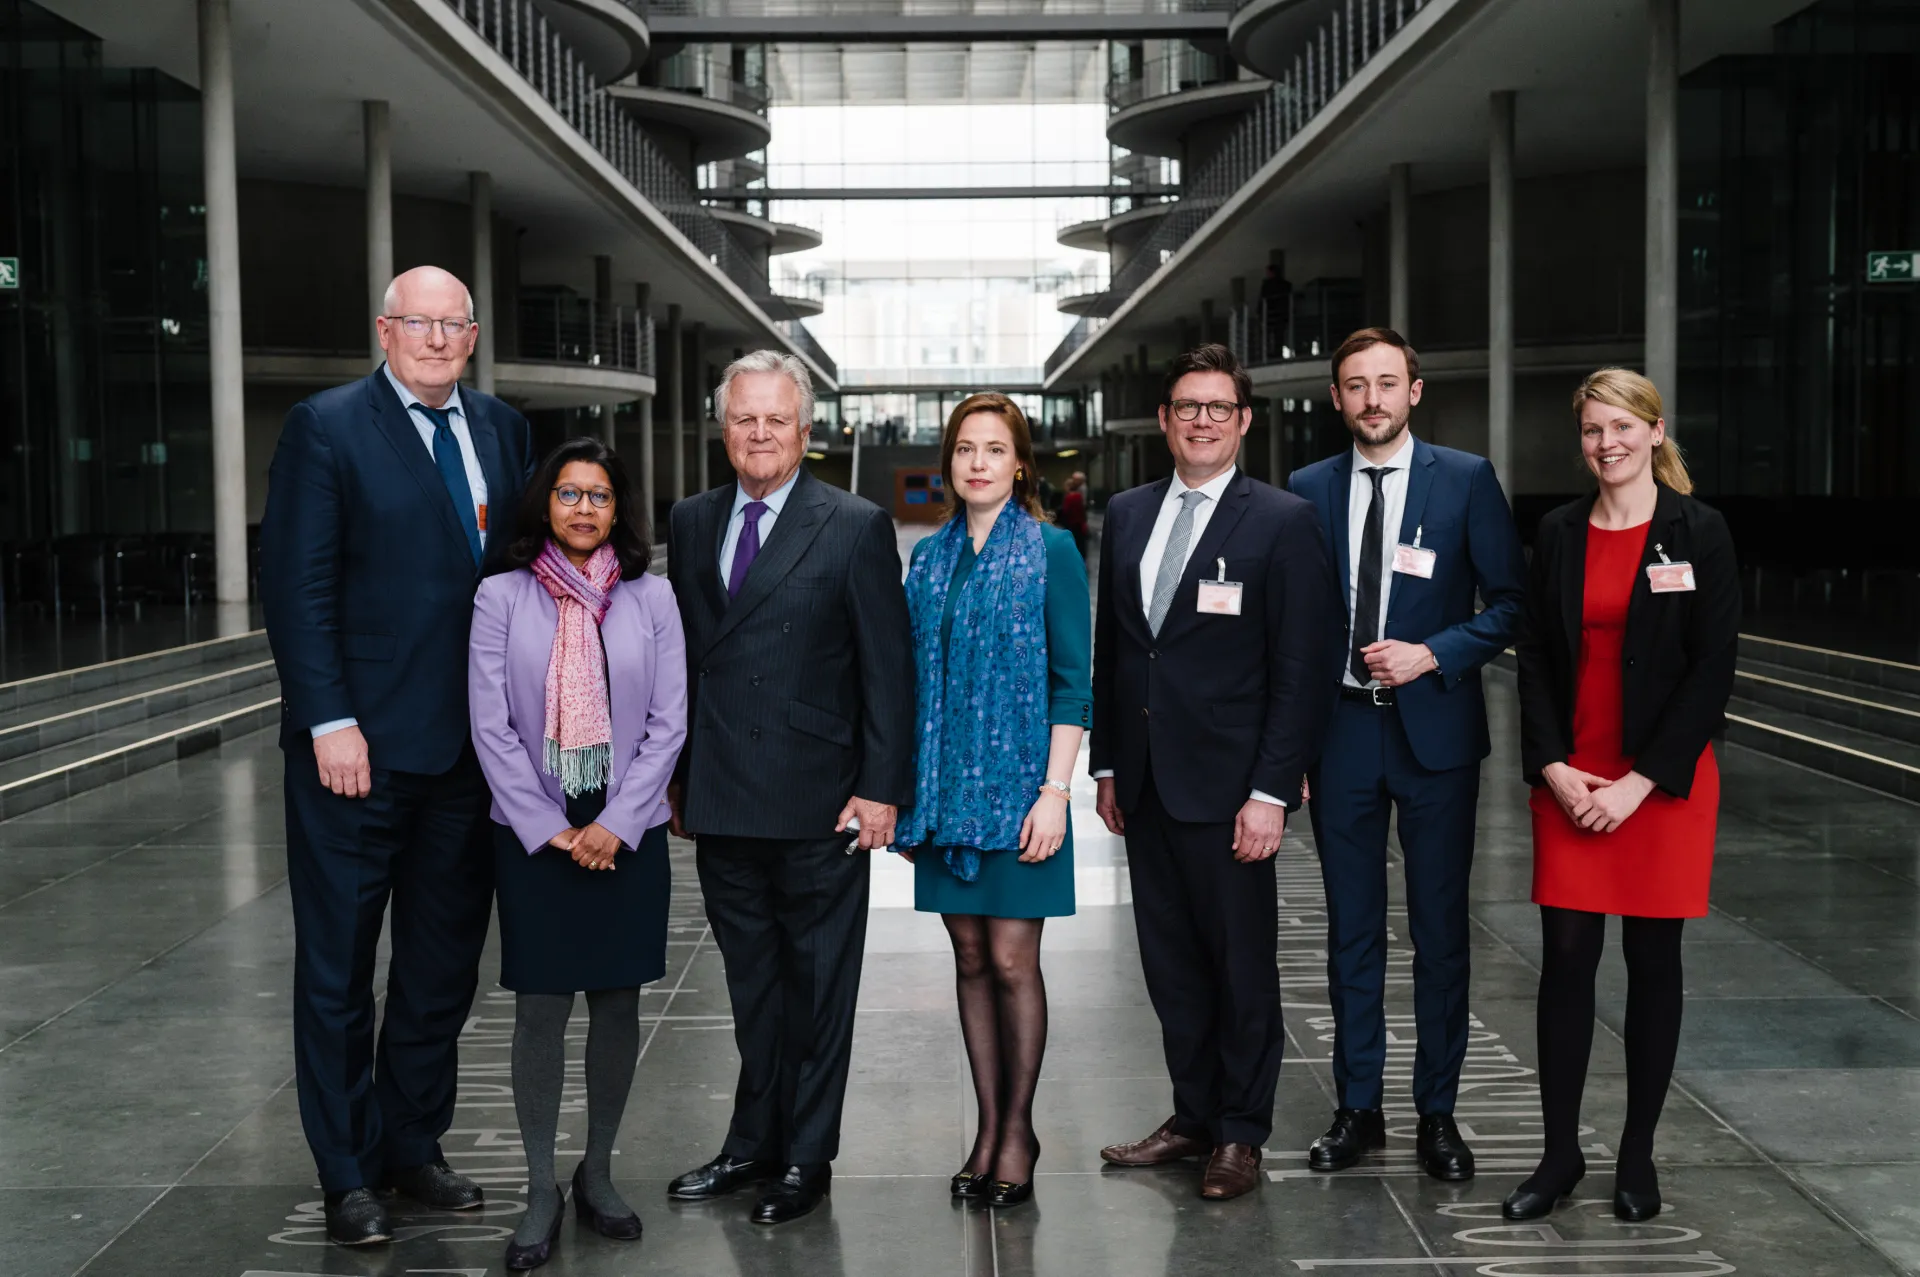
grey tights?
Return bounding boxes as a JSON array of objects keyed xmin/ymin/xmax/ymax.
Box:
[{"xmin": 511, "ymin": 987, "xmax": 642, "ymax": 1246}]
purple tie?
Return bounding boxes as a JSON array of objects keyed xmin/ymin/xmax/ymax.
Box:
[{"xmin": 727, "ymin": 500, "xmax": 768, "ymax": 598}]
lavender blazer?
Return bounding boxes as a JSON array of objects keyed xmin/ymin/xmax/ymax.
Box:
[{"xmin": 469, "ymin": 568, "xmax": 688, "ymax": 854}]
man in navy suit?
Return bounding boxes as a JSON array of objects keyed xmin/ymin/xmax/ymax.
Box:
[
  {"xmin": 261, "ymin": 266, "xmax": 534, "ymax": 1246},
  {"xmin": 1288, "ymin": 327, "xmax": 1525, "ymax": 1181}
]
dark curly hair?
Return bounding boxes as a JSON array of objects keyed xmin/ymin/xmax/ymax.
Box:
[{"xmin": 502, "ymin": 436, "xmax": 652, "ymax": 579}]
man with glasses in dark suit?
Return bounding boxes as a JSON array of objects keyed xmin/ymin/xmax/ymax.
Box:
[{"xmin": 261, "ymin": 266, "xmax": 534, "ymax": 1246}]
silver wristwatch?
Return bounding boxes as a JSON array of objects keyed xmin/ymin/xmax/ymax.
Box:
[{"xmin": 1039, "ymin": 779, "xmax": 1071, "ymax": 799}]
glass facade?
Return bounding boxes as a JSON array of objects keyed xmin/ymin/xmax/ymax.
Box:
[{"xmin": 0, "ymin": 0, "xmax": 208, "ymax": 553}]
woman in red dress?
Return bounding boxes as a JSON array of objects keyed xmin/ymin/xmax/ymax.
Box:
[{"xmin": 1509, "ymin": 368, "xmax": 1740, "ymax": 1225}]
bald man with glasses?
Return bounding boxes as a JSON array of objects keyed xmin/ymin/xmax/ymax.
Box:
[{"xmin": 261, "ymin": 265, "xmax": 536, "ymax": 1247}]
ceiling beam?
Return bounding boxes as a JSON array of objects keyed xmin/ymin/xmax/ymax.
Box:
[
  {"xmin": 651, "ymin": 14, "xmax": 1230, "ymax": 42},
  {"xmin": 706, "ymin": 186, "xmax": 1180, "ymax": 200}
]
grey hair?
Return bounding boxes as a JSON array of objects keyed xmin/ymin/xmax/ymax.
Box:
[
  {"xmin": 380, "ymin": 270, "xmax": 475, "ymax": 320},
  {"xmin": 714, "ymin": 350, "xmax": 815, "ymax": 427}
]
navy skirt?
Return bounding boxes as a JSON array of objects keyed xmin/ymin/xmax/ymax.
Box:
[{"xmin": 493, "ymin": 787, "xmax": 670, "ymax": 993}]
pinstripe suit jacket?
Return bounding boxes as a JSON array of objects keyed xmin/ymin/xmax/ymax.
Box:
[{"xmin": 669, "ymin": 468, "xmax": 916, "ymax": 840}]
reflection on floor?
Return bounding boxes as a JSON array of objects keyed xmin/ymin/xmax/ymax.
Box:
[{"xmin": 2, "ymin": 676, "xmax": 1918, "ymax": 1275}]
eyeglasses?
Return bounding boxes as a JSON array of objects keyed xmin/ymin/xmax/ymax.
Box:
[
  {"xmin": 385, "ymin": 315, "xmax": 474, "ymax": 339},
  {"xmin": 1168, "ymin": 399, "xmax": 1244, "ymax": 423},
  {"xmin": 553, "ymin": 484, "xmax": 614, "ymax": 509}
]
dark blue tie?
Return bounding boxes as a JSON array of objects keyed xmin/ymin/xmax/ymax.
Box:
[{"xmin": 414, "ymin": 403, "xmax": 483, "ymax": 567}]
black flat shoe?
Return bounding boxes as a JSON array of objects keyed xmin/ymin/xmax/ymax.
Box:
[
  {"xmin": 1308, "ymin": 1108, "xmax": 1386, "ymax": 1172},
  {"xmin": 668, "ymin": 1153, "xmax": 776, "ymax": 1200},
  {"xmin": 504, "ymin": 1186, "xmax": 565, "ymax": 1271},
  {"xmin": 1501, "ymin": 1183, "xmax": 1573, "ymax": 1220},
  {"xmin": 751, "ymin": 1163, "xmax": 831, "ymax": 1226},
  {"xmin": 987, "ymin": 1136, "xmax": 1040, "ymax": 1209},
  {"xmin": 323, "ymin": 1188, "xmax": 391, "ymax": 1246},
  {"xmin": 572, "ymin": 1163, "xmax": 642, "ymax": 1240},
  {"xmin": 1615, "ymin": 1188, "xmax": 1662, "ymax": 1221},
  {"xmin": 950, "ymin": 1170, "xmax": 988, "ymax": 1200},
  {"xmin": 1417, "ymin": 1113, "xmax": 1477, "ymax": 1182},
  {"xmin": 387, "ymin": 1158, "xmax": 485, "ymax": 1210}
]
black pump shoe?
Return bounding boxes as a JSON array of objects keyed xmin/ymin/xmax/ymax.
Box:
[
  {"xmin": 504, "ymin": 1186, "xmax": 565, "ymax": 1271},
  {"xmin": 987, "ymin": 1137, "xmax": 1040, "ymax": 1209},
  {"xmin": 572, "ymin": 1163, "xmax": 642, "ymax": 1241},
  {"xmin": 950, "ymin": 1170, "xmax": 989, "ymax": 1200},
  {"xmin": 1615, "ymin": 1188, "xmax": 1663, "ymax": 1221},
  {"xmin": 1502, "ymin": 1182, "xmax": 1576, "ymax": 1220}
]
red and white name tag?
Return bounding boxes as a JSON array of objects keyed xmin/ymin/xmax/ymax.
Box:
[
  {"xmin": 1647, "ymin": 562, "xmax": 1696, "ymax": 593},
  {"xmin": 1392, "ymin": 543, "xmax": 1436, "ymax": 578},
  {"xmin": 1196, "ymin": 556, "xmax": 1244, "ymax": 616}
]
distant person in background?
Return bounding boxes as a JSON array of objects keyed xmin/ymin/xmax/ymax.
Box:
[
  {"xmin": 260, "ymin": 265, "xmax": 535, "ymax": 1247},
  {"xmin": 900, "ymin": 393, "xmax": 1091, "ymax": 1209},
  {"xmin": 468, "ymin": 438, "xmax": 685, "ymax": 1270},
  {"xmin": 1058, "ymin": 471, "xmax": 1090, "ymax": 561},
  {"xmin": 1509, "ymin": 368, "xmax": 1739, "ymax": 1225}
]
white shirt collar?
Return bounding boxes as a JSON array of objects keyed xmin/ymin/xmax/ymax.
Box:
[
  {"xmin": 732, "ymin": 466, "xmax": 802, "ymax": 518},
  {"xmin": 1350, "ymin": 431, "xmax": 1416, "ymax": 473},
  {"xmin": 383, "ymin": 362, "xmax": 464, "ymax": 419},
  {"xmin": 1166, "ymin": 465, "xmax": 1238, "ymax": 506}
]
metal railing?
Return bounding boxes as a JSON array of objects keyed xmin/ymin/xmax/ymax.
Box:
[
  {"xmin": 646, "ymin": 46, "xmax": 770, "ymax": 114},
  {"xmin": 1107, "ymin": 45, "xmax": 1238, "ymax": 112},
  {"xmin": 442, "ymin": 0, "xmax": 836, "ymax": 380},
  {"xmin": 1047, "ymin": 0, "xmax": 1434, "ymax": 378},
  {"xmin": 1045, "ymin": 316, "xmax": 1102, "ymax": 378},
  {"xmin": 515, "ymin": 296, "xmax": 655, "ymax": 373}
]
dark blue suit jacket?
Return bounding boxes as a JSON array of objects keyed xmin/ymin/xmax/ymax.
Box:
[
  {"xmin": 260, "ymin": 367, "xmax": 535, "ymax": 776},
  {"xmin": 1289, "ymin": 438, "xmax": 1526, "ymax": 772}
]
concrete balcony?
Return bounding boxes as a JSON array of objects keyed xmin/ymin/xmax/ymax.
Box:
[
  {"xmin": 1226, "ymin": 0, "xmax": 1341, "ymax": 81},
  {"xmin": 1107, "ymin": 76, "xmax": 1272, "ymax": 159},
  {"xmin": 1057, "ymin": 276, "xmax": 1117, "ymax": 318},
  {"xmin": 530, "ymin": 0, "xmax": 650, "ymax": 81},
  {"xmin": 610, "ymin": 47, "xmax": 772, "ymax": 163},
  {"xmin": 710, "ymin": 207, "xmax": 825, "ymax": 256}
]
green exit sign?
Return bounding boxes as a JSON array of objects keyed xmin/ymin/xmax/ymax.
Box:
[
  {"xmin": 1866, "ymin": 251, "xmax": 1919, "ymax": 282},
  {"xmin": 0, "ymin": 257, "xmax": 17, "ymax": 290}
]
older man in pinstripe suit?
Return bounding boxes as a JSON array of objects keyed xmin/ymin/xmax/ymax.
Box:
[{"xmin": 664, "ymin": 350, "xmax": 916, "ymax": 1226}]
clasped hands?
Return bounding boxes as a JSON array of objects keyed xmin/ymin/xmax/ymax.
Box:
[
  {"xmin": 1542, "ymin": 761, "xmax": 1655, "ymax": 834},
  {"xmin": 549, "ymin": 822, "xmax": 623, "ymax": 869}
]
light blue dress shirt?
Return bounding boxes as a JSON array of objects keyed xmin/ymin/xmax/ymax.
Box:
[{"xmin": 718, "ymin": 467, "xmax": 802, "ymax": 583}]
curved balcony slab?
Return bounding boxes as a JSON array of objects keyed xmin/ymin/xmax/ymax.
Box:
[
  {"xmin": 606, "ymin": 84, "xmax": 771, "ymax": 162},
  {"xmin": 244, "ymin": 351, "xmax": 656, "ymax": 412},
  {"xmin": 1057, "ymin": 289, "xmax": 1117, "ymax": 319},
  {"xmin": 775, "ymin": 293, "xmax": 825, "ymax": 318},
  {"xmin": 708, "ymin": 208, "xmax": 825, "ymax": 256},
  {"xmin": 1104, "ymin": 200, "xmax": 1176, "ymax": 236},
  {"xmin": 1107, "ymin": 78, "xmax": 1270, "ymax": 159},
  {"xmin": 1228, "ymin": 0, "xmax": 1342, "ymax": 81},
  {"xmin": 1057, "ymin": 215, "xmax": 1109, "ymax": 252},
  {"xmin": 530, "ymin": 0, "xmax": 650, "ymax": 83}
]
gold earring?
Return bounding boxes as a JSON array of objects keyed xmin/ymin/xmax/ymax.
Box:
[{"xmin": 1016, "ymin": 468, "xmax": 1025, "ymax": 480}]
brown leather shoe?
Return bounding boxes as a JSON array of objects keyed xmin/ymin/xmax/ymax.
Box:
[
  {"xmin": 1199, "ymin": 1143, "xmax": 1263, "ymax": 1200},
  {"xmin": 1100, "ymin": 1117, "xmax": 1213, "ymax": 1167}
]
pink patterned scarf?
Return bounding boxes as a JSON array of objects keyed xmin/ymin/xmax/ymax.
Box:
[{"xmin": 529, "ymin": 540, "xmax": 620, "ymax": 796}]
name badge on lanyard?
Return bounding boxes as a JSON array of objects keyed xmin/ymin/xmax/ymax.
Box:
[
  {"xmin": 1645, "ymin": 542, "xmax": 1696, "ymax": 593},
  {"xmin": 1392, "ymin": 524, "xmax": 1436, "ymax": 579},
  {"xmin": 1196, "ymin": 557, "xmax": 1244, "ymax": 616}
]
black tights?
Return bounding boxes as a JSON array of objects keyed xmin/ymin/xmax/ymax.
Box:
[
  {"xmin": 945, "ymin": 915, "xmax": 1047, "ymax": 1184},
  {"xmin": 1523, "ymin": 907, "xmax": 1685, "ymax": 1197}
]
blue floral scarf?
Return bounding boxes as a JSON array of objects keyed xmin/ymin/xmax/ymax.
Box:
[{"xmin": 899, "ymin": 506, "xmax": 1050, "ymax": 882}]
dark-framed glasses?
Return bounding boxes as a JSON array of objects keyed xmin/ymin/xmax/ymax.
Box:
[
  {"xmin": 1168, "ymin": 399, "xmax": 1243, "ymax": 423},
  {"xmin": 553, "ymin": 484, "xmax": 614, "ymax": 509},
  {"xmin": 386, "ymin": 314, "xmax": 474, "ymax": 339}
]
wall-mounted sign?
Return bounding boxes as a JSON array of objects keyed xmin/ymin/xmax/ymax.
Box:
[
  {"xmin": 0, "ymin": 257, "xmax": 18, "ymax": 290},
  {"xmin": 1866, "ymin": 251, "xmax": 1918, "ymax": 282}
]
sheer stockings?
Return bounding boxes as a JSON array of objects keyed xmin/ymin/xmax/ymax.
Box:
[{"xmin": 945, "ymin": 915, "xmax": 1048, "ymax": 1186}]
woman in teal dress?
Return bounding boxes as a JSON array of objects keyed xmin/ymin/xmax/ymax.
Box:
[{"xmin": 899, "ymin": 392, "xmax": 1091, "ymax": 1210}]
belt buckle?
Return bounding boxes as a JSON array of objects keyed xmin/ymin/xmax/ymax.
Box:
[{"xmin": 1368, "ymin": 686, "xmax": 1393, "ymax": 707}]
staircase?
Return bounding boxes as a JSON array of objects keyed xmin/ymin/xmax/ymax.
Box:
[
  {"xmin": 1725, "ymin": 635, "xmax": 1920, "ymax": 804},
  {"xmin": 0, "ymin": 632, "xmax": 282, "ymax": 819}
]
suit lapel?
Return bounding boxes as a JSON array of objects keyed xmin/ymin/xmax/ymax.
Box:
[
  {"xmin": 696, "ymin": 483, "xmax": 732, "ymax": 625},
  {"xmin": 706, "ymin": 469, "xmax": 831, "ymax": 648},
  {"xmin": 368, "ymin": 367, "xmax": 474, "ymax": 561},
  {"xmin": 466, "ymin": 395, "xmax": 512, "ymax": 568},
  {"xmin": 1326, "ymin": 450, "xmax": 1355, "ymax": 603},
  {"xmin": 1154, "ymin": 472, "xmax": 1253, "ymax": 644},
  {"xmin": 1114, "ymin": 478, "xmax": 1170, "ymax": 645},
  {"xmin": 1386, "ymin": 440, "xmax": 1436, "ymax": 627},
  {"xmin": 1624, "ymin": 484, "xmax": 1684, "ymax": 649},
  {"xmin": 1558, "ymin": 496, "xmax": 1595, "ymax": 668}
]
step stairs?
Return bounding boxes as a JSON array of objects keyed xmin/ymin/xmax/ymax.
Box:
[
  {"xmin": 1724, "ymin": 635, "xmax": 1920, "ymax": 803},
  {"xmin": 0, "ymin": 632, "xmax": 282, "ymax": 820}
]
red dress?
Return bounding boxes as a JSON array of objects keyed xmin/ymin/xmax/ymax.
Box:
[{"xmin": 1530, "ymin": 522, "xmax": 1718, "ymax": 918}]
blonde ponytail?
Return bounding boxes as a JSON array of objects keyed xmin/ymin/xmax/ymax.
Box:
[{"xmin": 1572, "ymin": 367, "xmax": 1692, "ymax": 495}]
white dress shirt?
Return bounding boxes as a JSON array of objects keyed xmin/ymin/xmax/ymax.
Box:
[
  {"xmin": 1095, "ymin": 466, "xmax": 1282, "ymax": 807},
  {"xmin": 1343, "ymin": 431, "xmax": 1416, "ymax": 689},
  {"xmin": 311, "ymin": 367, "xmax": 492, "ymax": 741},
  {"xmin": 719, "ymin": 466, "xmax": 802, "ymax": 581}
]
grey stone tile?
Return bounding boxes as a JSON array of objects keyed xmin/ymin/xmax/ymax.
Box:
[
  {"xmin": 0, "ymin": 1185, "xmax": 164, "ymax": 1277},
  {"xmin": 1677, "ymin": 1068, "xmax": 1920, "ymax": 1164},
  {"xmin": 1674, "ymin": 998, "xmax": 1920, "ymax": 1070},
  {"xmin": 1791, "ymin": 1162, "xmax": 1920, "ymax": 1274}
]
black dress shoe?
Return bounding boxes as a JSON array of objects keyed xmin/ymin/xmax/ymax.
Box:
[
  {"xmin": 1503, "ymin": 1160, "xmax": 1585, "ymax": 1221},
  {"xmin": 504, "ymin": 1186, "xmax": 564, "ymax": 1271},
  {"xmin": 572, "ymin": 1163, "xmax": 642, "ymax": 1240},
  {"xmin": 988, "ymin": 1137, "xmax": 1040, "ymax": 1209},
  {"xmin": 323, "ymin": 1188, "xmax": 391, "ymax": 1246},
  {"xmin": 1615, "ymin": 1188, "xmax": 1662, "ymax": 1221},
  {"xmin": 751, "ymin": 1163, "xmax": 831, "ymax": 1226},
  {"xmin": 950, "ymin": 1170, "xmax": 988, "ymax": 1200},
  {"xmin": 1417, "ymin": 1113, "xmax": 1476, "ymax": 1181},
  {"xmin": 668, "ymin": 1153, "xmax": 776, "ymax": 1201},
  {"xmin": 387, "ymin": 1158, "xmax": 484, "ymax": 1210},
  {"xmin": 1308, "ymin": 1108, "xmax": 1386, "ymax": 1172}
]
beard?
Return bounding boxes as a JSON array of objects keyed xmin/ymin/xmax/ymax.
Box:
[{"xmin": 1347, "ymin": 410, "xmax": 1408, "ymax": 448}]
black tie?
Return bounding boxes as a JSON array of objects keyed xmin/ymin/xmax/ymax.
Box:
[
  {"xmin": 1351, "ymin": 466, "xmax": 1388, "ymax": 684},
  {"xmin": 415, "ymin": 403, "xmax": 484, "ymax": 567}
]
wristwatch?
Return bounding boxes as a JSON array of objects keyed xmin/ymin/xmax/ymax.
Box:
[{"xmin": 1039, "ymin": 779, "xmax": 1071, "ymax": 799}]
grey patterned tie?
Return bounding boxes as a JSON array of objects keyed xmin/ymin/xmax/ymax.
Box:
[{"xmin": 1147, "ymin": 489, "xmax": 1208, "ymax": 637}]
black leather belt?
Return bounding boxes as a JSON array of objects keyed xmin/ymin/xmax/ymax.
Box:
[{"xmin": 1340, "ymin": 684, "xmax": 1397, "ymax": 707}]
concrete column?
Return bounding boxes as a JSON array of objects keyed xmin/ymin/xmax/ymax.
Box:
[
  {"xmin": 365, "ymin": 100, "xmax": 392, "ymax": 369},
  {"xmin": 666, "ymin": 304, "xmax": 684, "ymax": 501},
  {"xmin": 469, "ymin": 171, "xmax": 495, "ymax": 394},
  {"xmin": 1645, "ymin": 0, "xmax": 1679, "ymax": 402},
  {"xmin": 594, "ymin": 254, "xmax": 613, "ymax": 364},
  {"xmin": 1389, "ymin": 162, "xmax": 1412, "ymax": 337},
  {"xmin": 1487, "ymin": 90, "xmax": 1515, "ymax": 489},
  {"xmin": 1268, "ymin": 399, "xmax": 1285, "ymax": 486},
  {"xmin": 199, "ymin": 0, "xmax": 247, "ymax": 606},
  {"xmin": 633, "ymin": 283, "xmax": 654, "ymax": 521},
  {"xmin": 691, "ymin": 323, "xmax": 709, "ymax": 492}
]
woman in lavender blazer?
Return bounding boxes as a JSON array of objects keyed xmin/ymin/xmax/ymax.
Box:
[{"xmin": 468, "ymin": 437, "xmax": 686, "ymax": 1270}]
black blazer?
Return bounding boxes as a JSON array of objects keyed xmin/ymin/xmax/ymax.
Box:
[
  {"xmin": 260, "ymin": 368, "xmax": 534, "ymax": 775},
  {"xmin": 668, "ymin": 468, "xmax": 916, "ymax": 840},
  {"xmin": 1090, "ymin": 470, "xmax": 1344, "ymax": 824},
  {"xmin": 1514, "ymin": 484, "xmax": 1740, "ymax": 800}
]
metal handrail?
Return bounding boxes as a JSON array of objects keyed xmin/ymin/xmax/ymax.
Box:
[
  {"xmin": 442, "ymin": 0, "xmax": 835, "ymax": 380},
  {"xmin": 515, "ymin": 296, "xmax": 655, "ymax": 373},
  {"xmin": 1107, "ymin": 45, "xmax": 1238, "ymax": 112},
  {"xmin": 647, "ymin": 46, "xmax": 770, "ymax": 115},
  {"xmin": 1047, "ymin": 0, "xmax": 1434, "ymax": 377}
]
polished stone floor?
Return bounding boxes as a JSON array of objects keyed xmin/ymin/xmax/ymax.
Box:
[{"xmin": 3, "ymin": 671, "xmax": 1918, "ymax": 1277}]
